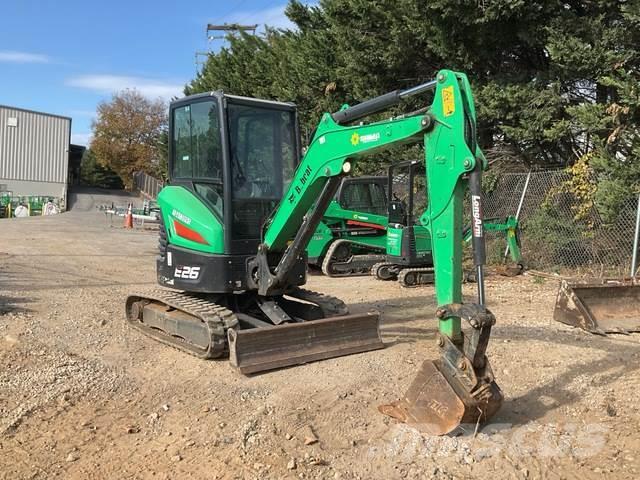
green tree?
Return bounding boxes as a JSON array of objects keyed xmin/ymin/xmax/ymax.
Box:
[
  {"xmin": 186, "ymin": 0, "xmax": 639, "ymax": 181},
  {"xmin": 79, "ymin": 149, "xmax": 124, "ymax": 189}
]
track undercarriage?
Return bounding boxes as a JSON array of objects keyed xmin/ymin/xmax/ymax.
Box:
[
  {"xmin": 321, "ymin": 239, "xmax": 386, "ymax": 277},
  {"xmin": 126, "ymin": 287, "xmax": 384, "ymax": 374},
  {"xmin": 371, "ymin": 262, "xmax": 435, "ymax": 287}
]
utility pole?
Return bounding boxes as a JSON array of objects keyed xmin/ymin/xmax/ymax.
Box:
[
  {"xmin": 195, "ymin": 23, "xmax": 259, "ymax": 72},
  {"xmin": 206, "ymin": 23, "xmax": 258, "ymax": 40}
]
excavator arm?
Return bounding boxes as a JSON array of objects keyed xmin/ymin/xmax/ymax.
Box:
[
  {"xmin": 250, "ymin": 88, "xmax": 435, "ymax": 295},
  {"xmin": 381, "ymin": 71, "xmax": 502, "ymax": 434},
  {"xmin": 250, "ymin": 70, "xmax": 502, "ymax": 434}
]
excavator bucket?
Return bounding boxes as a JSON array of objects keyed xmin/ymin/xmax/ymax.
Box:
[
  {"xmin": 379, "ymin": 302, "xmax": 503, "ymax": 436},
  {"xmin": 554, "ymin": 278, "xmax": 640, "ymax": 334},
  {"xmin": 228, "ymin": 312, "xmax": 384, "ymax": 374},
  {"xmin": 379, "ymin": 359, "xmax": 502, "ymax": 435}
]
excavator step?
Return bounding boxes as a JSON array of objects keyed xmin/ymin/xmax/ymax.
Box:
[{"xmin": 228, "ymin": 312, "xmax": 384, "ymax": 374}]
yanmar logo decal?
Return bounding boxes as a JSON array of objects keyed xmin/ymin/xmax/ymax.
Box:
[{"xmin": 172, "ymin": 209, "xmax": 192, "ymax": 225}]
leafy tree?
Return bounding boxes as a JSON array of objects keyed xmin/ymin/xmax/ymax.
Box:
[{"xmin": 91, "ymin": 90, "xmax": 168, "ymax": 189}]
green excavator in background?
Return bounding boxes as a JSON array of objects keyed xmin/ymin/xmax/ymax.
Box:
[
  {"xmin": 126, "ymin": 69, "xmax": 502, "ymax": 435},
  {"xmin": 310, "ymin": 162, "xmax": 524, "ymax": 286},
  {"xmin": 307, "ymin": 175, "xmax": 389, "ymax": 276}
]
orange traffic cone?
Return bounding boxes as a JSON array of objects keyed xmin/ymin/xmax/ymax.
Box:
[{"xmin": 123, "ymin": 203, "xmax": 134, "ymax": 229}]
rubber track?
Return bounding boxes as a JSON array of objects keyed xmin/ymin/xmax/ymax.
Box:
[
  {"xmin": 321, "ymin": 240, "xmax": 385, "ymax": 278},
  {"xmin": 286, "ymin": 287, "xmax": 349, "ymax": 317},
  {"xmin": 126, "ymin": 289, "xmax": 238, "ymax": 359},
  {"xmin": 371, "ymin": 262, "xmax": 398, "ymax": 281},
  {"xmin": 398, "ymin": 267, "xmax": 435, "ymax": 288}
]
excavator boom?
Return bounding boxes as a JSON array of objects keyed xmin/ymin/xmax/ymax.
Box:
[{"xmin": 250, "ymin": 70, "xmax": 502, "ymax": 433}]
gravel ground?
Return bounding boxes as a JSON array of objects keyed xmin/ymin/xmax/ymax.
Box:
[{"xmin": 1, "ymin": 192, "xmax": 640, "ymax": 479}]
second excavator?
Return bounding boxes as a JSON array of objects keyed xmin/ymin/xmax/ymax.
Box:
[
  {"xmin": 126, "ymin": 69, "xmax": 502, "ymax": 435},
  {"xmin": 309, "ymin": 164, "xmax": 524, "ymax": 286}
]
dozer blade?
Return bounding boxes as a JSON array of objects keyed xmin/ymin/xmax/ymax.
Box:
[
  {"xmin": 554, "ymin": 278, "xmax": 640, "ymax": 334},
  {"xmin": 228, "ymin": 312, "xmax": 383, "ymax": 374},
  {"xmin": 379, "ymin": 358, "xmax": 502, "ymax": 436}
]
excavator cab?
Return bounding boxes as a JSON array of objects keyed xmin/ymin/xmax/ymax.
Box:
[
  {"xmin": 373, "ymin": 161, "xmax": 435, "ymax": 286},
  {"xmin": 128, "ymin": 92, "xmax": 384, "ymax": 372},
  {"xmin": 158, "ymin": 94, "xmax": 304, "ymax": 293},
  {"xmin": 336, "ymin": 176, "xmax": 388, "ymax": 216},
  {"xmin": 308, "ymin": 176, "xmax": 390, "ymax": 276}
]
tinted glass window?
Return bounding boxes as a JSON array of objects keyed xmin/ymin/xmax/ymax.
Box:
[
  {"xmin": 228, "ymin": 103, "xmax": 297, "ymax": 240},
  {"xmin": 194, "ymin": 182, "xmax": 223, "ymax": 219},
  {"xmin": 341, "ymin": 182, "xmax": 387, "ymax": 215},
  {"xmin": 171, "ymin": 100, "xmax": 222, "ymax": 181},
  {"xmin": 191, "ymin": 101, "xmax": 222, "ymax": 179},
  {"xmin": 172, "ymin": 106, "xmax": 192, "ymax": 178},
  {"xmin": 228, "ymin": 104, "xmax": 296, "ymax": 200}
]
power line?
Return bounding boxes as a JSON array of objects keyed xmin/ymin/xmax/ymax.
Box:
[{"xmin": 195, "ymin": 22, "xmax": 258, "ymax": 73}]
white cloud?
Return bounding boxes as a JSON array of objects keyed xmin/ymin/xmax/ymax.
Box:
[
  {"xmin": 71, "ymin": 132, "xmax": 92, "ymax": 146},
  {"xmin": 66, "ymin": 75, "xmax": 184, "ymax": 100},
  {"xmin": 0, "ymin": 50, "xmax": 51, "ymax": 63},
  {"xmin": 221, "ymin": 4, "xmax": 295, "ymax": 31}
]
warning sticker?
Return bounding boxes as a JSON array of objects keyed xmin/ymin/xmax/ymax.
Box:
[{"xmin": 442, "ymin": 85, "xmax": 455, "ymax": 117}]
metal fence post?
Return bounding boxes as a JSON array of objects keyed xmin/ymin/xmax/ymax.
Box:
[
  {"xmin": 630, "ymin": 194, "xmax": 640, "ymax": 277},
  {"xmin": 504, "ymin": 170, "xmax": 531, "ymax": 260}
]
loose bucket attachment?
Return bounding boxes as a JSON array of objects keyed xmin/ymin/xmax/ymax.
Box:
[
  {"xmin": 228, "ymin": 312, "xmax": 384, "ymax": 374},
  {"xmin": 554, "ymin": 278, "xmax": 640, "ymax": 334}
]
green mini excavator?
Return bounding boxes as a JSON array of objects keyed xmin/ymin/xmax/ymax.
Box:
[
  {"xmin": 307, "ymin": 175, "xmax": 390, "ymax": 276},
  {"xmin": 126, "ymin": 70, "xmax": 502, "ymax": 435},
  {"xmin": 310, "ymin": 163, "xmax": 524, "ymax": 286}
]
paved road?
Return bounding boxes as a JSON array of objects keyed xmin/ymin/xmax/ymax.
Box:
[{"xmin": 67, "ymin": 187, "xmax": 141, "ymax": 212}]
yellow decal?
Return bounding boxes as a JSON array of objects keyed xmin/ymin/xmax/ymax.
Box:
[
  {"xmin": 350, "ymin": 132, "xmax": 360, "ymax": 146},
  {"xmin": 442, "ymin": 85, "xmax": 455, "ymax": 117}
]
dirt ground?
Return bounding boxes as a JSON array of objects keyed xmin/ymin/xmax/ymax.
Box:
[{"xmin": 1, "ymin": 190, "xmax": 640, "ymax": 480}]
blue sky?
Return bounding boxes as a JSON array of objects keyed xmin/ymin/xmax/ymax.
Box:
[{"xmin": 0, "ymin": 0, "xmax": 298, "ymax": 145}]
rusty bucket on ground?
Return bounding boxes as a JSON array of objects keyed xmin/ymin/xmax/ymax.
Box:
[
  {"xmin": 554, "ymin": 278, "xmax": 640, "ymax": 334},
  {"xmin": 378, "ymin": 358, "xmax": 503, "ymax": 436},
  {"xmin": 379, "ymin": 304, "xmax": 503, "ymax": 436}
]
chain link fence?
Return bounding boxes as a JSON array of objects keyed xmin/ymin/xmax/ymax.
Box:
[
  {"xmin": 482, "ymin": 170, "xmax": 639, "ymax": 276},
  {"xmin": 133, "ymin": 171, "xmax": 163, "ymax": 200}
]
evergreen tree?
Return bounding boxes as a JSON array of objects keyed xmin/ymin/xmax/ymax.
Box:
[{"xmin": 186, "ymin": 0, "xmax": 639, "ymax": 190}]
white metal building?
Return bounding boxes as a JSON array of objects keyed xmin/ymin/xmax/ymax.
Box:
[{"xmin": 0, "ymin": 105, "xmax": 72, "ymax": 204}]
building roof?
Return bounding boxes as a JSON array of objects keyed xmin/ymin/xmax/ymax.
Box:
[{"xmin": 0, "ymin": 104, "xmax": 72, "ymax": 122}]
